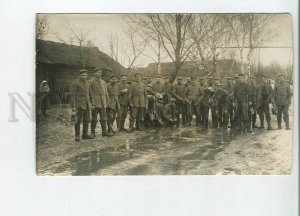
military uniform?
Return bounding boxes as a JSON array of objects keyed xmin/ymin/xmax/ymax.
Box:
[
  {"xmin": 173, "ymin": 81, "xmax": 187, "ymax": 126},
  {"xmin": 224, "ymin": 78, "xmax": 234, "ymax": 127},
  {"xmin": 200, "ymin": 87, "xmax": 213, "ymax": 129},
  {"xmin": 89, "ymin": 77, "xmax": 110, "ymax": 136},
  {"xmin": 70, "ymin": 78, "xmax": 93, "ymax": 139},
  {"xmin": 274, "ymin": 79, "xmax": 291, "ymax": 129},
  {"xmin": 256, "ymin": 83, "xmax": 273, "ymax": 129},
  {"xmin": 248, "ymin": 78, "xmax": 258, "ymax": 129},
  {"xmin": 185, "ymin": 82, "xmax": 203, "ymax": 126},
  {"xmin": 117, "ymin": 82, "xmax": 129, "ymax": 131},
  {"xmin": 207, "ymin": 78, "xmax": 218, "ymax": 128},
  {"xmin": 106, "ymin": 83, "xmax": 120, "ymax": 133},
  {"xmin": 214, "ymin": 85, "xmax": 230, "ymax": 130},
  {"xmin": 233, "ymin": 79, "xmax": 250, "ymax": 131},
  {"xmin": 152, "ymin": 81, "xmax": 164, "ymax": 94},
  {"xmin": 127, "ymin": 81, "xmax": 148, "ymax": 131}
]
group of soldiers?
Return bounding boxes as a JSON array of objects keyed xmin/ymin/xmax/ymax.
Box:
[{"xmin": 70, "ymin": 68, "xmax": 292, "ymax": 141}]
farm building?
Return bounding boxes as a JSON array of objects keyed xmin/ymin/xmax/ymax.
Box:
[{"xmin": 36, "ymin": 39, "xmax": 125, "ymax": 102}]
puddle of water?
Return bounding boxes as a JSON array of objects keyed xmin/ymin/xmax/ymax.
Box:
[{"xmin": 63, "ymin": 128, "xmax": 238, "ymax": 175}]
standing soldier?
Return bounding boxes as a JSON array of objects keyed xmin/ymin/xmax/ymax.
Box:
[
  {"xmin": 274, "ymin": 74, "xmax": 291, "ymax": 130},
  {"xmin": 233, "ymin": 73, "xmax": 250, "ymax": 132},
  {"xmin": 70, "ymin": 69, "xmax": 94, "ymax": 141},
  {"xmin": 200, "ymin": 87, "xmax": 213, "ymax": 129},
  {"xmin": 172, "ymin": 77, "xmax": 187, "ymax": 126},
  {"xmin": 152, "ymin": 75, "xmax": 164, "ymax": 93},
  {"xmin": 256, "ymin": 74, "xmax": 274, "ymax": 130},
  {"xmin": 207, "ymin": 77, "xmax": 217, "ymax": 128},
  {"xmin": 117, "ymin": 75, "xmax": 129, "ymax": 132},
  {"xmin": 184, "ymin": 76, "xmax": 203, "ymax": 126},
  {"xmin": 224, "ymin": 77, "xmax": 234, "ymax": 127},
  {"xmin": 127, "ymin": 73, "xmax": 148, "ymax": 132},
  {"xmin": 214, "ymin": 82, "xmax": 230, "ymax": 130},
  {"xmin": 89, "ymin": 68, "xmax": 112, "ymax": 137},
  {"xmin": 106, "ymin": 76, "xmax": 120, "ymax": 134},
  {"xmin": 248, "ymin": 76, "xmax": 258, "ymax": 130}
]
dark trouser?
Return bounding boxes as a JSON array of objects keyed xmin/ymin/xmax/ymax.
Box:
[
  {"xmin": 228, "ymin": 104, "xmax": 234, "ymax": 127},
  {"xmin": 210, "ymin": 104, "xmax": 217, "ymax": 128},
  {"xmin": 176, "ymin": 102, "xmax": 187, "ymax": 126},
  {"xmin": 216, "ymin": 106, "xmax": 229, "ymax": 129},
  {"xmin": 249, "ymin": 110, "xmax": 257, "ymax": 128},
  {"xmin": 200, "ymin": 105, "xmax": 209, "ymax": 128},
  {"xmin": 187, "ymin": 100, "xmax": 201, "ymax": 125},
  {"xmin": 117, "ymin": 104, "xmax": 128, "ymax": 129},
  {"xmin": 235, "ymin": 102, "xmax": 249, "ymax": 130},
  {"xmin": 257, "ymin": 103, "xmax": 271, "ymax": 128},
  {"xmin": 277, "ymin": 104, "xmax": 289, "ymax": 127},
  {"xmin": 91, "ymin": 108, "xmax": 107, "ymax": 133},
  {"xmin": 107, "ymin": 108, "xmax": 117, "ymax": 131},
  {"xmin": 129, "ymin": 107, "xmax": 145, "ymax": 129},
  {"xmin": 75, "ymin": 108, "xmax": 90, "ymax": 136}
]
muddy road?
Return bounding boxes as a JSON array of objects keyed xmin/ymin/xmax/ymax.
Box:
[{"xmin": 36, "ymin": 115, "xmax": 292, "ymax": 176}]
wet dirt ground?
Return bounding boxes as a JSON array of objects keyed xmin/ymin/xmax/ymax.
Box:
[{"xmin": 36, "ymin": 108, "xmax": 292, "ymax": 176}]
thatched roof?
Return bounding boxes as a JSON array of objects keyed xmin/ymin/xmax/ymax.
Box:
[{"xmin": 36, "ymin": 39, "xmax": 126, "ymax": 76}]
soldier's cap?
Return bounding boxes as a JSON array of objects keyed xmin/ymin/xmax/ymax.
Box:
[
  {"xmin": 208, "ymin": 76, "xmax": 214, "ymax": 80},
  {"xmin": 147, "ymin": 84, "xmax": 153, "ymax": 88},
  {"xmin": 142, "ymin": 76, "xmax": 148, "ymax": 80},
  {"xmin": 198, "ymin": 77, "xmax": 204, "ymax": 80},
  {"xmin": 110, "ymin": 75, "xmax": 118, "ymax": 79},
  {"xmin": 170, "ymin": 98, "xmax": 176, "ymax": 102},
  {"xmin": 249, "ymin": 76, "xmax": 256, "ymax": 79},
  {"xmin": 191, "ymin": 76, "xmax": 197, "ymax": 80},
  {"xmin": 262, "ymin": 74, "xmax": 268, "ymax": 78},
  {"xmin": 226, "ymin": 76, "xmax": 233, "ymax": 80},
  {"xmin": 41, "ymin": 80, "xmax": 47, "ymax": 83},
  {"xmin": 79, "ymin": 69, "xmax": 88, "ymax": 74},
  {"xmin": 120, "ymin": 74, "xmax": 127, "ymax": 78},
  {"xmin": 214, "ymin": 78, "xmax": 220, "ymax": 81},
  {"xmin": 279, "ymin": 74, "xmax": 286, "ymax": 77},
  {"xmin": 156, "ymin": 75, "xmax": 163, "ymax": 79},
  {"xmin": 135, "ymin": 72, "xmax": 142, "ymax": 77},
  {"xmin": 216, "ymin": 82, "xmax": 223, "ymax": 86},
  {"xmin": 238, "ymin": 73, "xmax": 244, "ymax": 77},
  {"xmin": 177, "ymin": 77, "xmax": 183, "ymax": 80},
  {"xmin": 93, "ymin": 67, "xmax": 102, "ymax": 72}
]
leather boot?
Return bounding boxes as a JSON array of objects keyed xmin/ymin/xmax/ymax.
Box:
[
  {"xmin": 101, "ymin": 121, "xmax": 113, "ymax": 137},
  {"xmin": 285, "ymin": 118, "xmax": 291, "ymax": 130},
  {"xmin": 277, "ymin": 117, "xmax": 282, "ymax": 129},
  {"xmin": 75, "ymin": 123, "xmax": 80, "ymax": 141},
  {"xmin": 126, "ymin": 120, "xmax": 134, "ymax": 133},
  {"xmin": 82, "ymin": 123, "xmax": 94, "ymax": 139},
  {"xmin": 267, "ymin": 121, "xmax": 273, "ymax": 130},
  {"xmin": 258, "ymin": 118, "xmax": 265, "ymax": 129}
]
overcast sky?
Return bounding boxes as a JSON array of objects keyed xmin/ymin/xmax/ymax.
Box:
[{"xmin": 42, "ymin": 13, "xmax": 293, "ymax": 67}]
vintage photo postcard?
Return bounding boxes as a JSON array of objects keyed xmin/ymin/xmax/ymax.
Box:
[{"xmin": 36, "ymin": 13, "xmax": 294, "ymax": 176}]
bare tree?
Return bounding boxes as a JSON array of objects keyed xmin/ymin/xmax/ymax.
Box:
[
  {"xmin": 36, "ymin": 15, "xmax": 50, "ymax": 39},
  {"xmin": 126, "ymin": 14, "xmax": 195, "ymax": 83},
  {"xmin": 188, "ymin": 14, "xmax": 232, "ymax": 77},
  {"xmin": 55, "ymin": 24, "xmax": 95, "ymax": 68}
]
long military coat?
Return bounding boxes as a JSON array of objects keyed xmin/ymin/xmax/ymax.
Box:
[
  {"xmin": 128, "ymin": 82, "xmax": 148, "ymax": 108},
  {"xmin": 89, "ymin": 78, "xmax": 109, "ymax": 108},
  {"xmin": 70, "ymin": 78, "xmax": 93, "ymax": 110},
  {"xmin": 107, "ymin": 83, "xmax": 120, "ymax": 110},
  {"xmin": 274, "ymin": 81, "xmax": 291, "ymax": 106}
]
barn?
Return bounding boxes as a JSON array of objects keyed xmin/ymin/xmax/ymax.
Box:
[{"xmin": 36, "ymin": 39, "xmax": 125, "ymax": 102}]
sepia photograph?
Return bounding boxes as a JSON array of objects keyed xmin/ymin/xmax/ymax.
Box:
[{"xmin": 35, "ymin": 13, "xmax": 294, "ymax": 176}]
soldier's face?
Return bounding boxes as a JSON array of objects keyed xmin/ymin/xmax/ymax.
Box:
[
  {"xmin": 121, "ymin": 77, "xmax": 127, "ymax": 83},
  {"xmin": 95, "ymin": 71, "xmax": 102, "ymax": 79},
  {"xmin": 177, "ymin": 79, "xmax": 182, "ymax": 84},
  {"xmin": 111, "ymin": 77, "xmax": 117, "ymax": 84},
  {"xmin": 136, "ymin": 75, "xmax": 142, "ymax": 82},
  {"xmin": 80, "ymin": 73, "xmax": 88, "ymax": 81}
]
